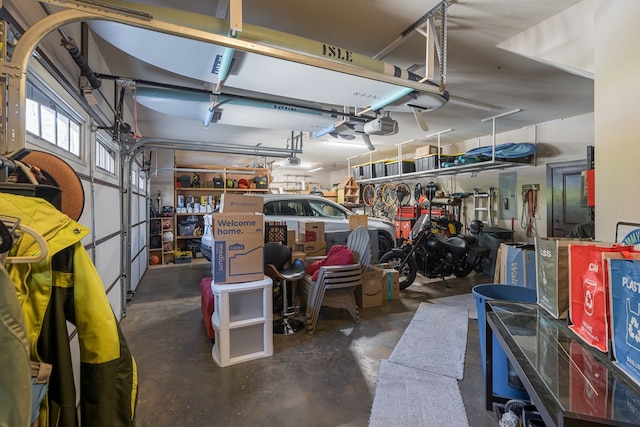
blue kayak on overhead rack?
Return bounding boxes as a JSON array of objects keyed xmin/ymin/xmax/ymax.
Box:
[
  {"xmin": 463, "ymin": 143, "xmax": 515, "ymax": 158},
  {"xmin": 494, "ymin": 142, "xmax": 537, "ymax": 158},
  {"xmin": 464, "ymin": 142, "xmax": 537, "ymax": 159}
]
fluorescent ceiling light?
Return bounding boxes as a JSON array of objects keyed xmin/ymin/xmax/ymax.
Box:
[
  {"xmin": 324, "ymin": 140, "xmax": 366, "ymax": 147},
  {"xmin": 274, "ymin": 161, "xmax": 314, "ymax": 168},
  {"xmin": 307, "ymin": 167, "xmax": 324, "ymax": 173}
]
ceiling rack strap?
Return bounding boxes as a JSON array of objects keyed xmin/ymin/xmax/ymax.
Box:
[
  {"xmin": 229, "ymin": 0, "xmax": 242, "ymax": 34},
  {"xmin": 213, "ymin": 30, "xmax": 239, "ymax": 93},
  {"xmin": 438, "ymin": 1, "xmax": 447, "ymax": 90},
  {"xmin": 373, "ymin": 0, "xmax": 450, "ymax": 90}
]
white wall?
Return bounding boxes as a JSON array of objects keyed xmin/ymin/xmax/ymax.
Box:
[
  {"xmin": 322, "ymin": 113, "xmax": 594, "ymax": 242},
  {"xmin": 455, "ymin": 113, "xmax": 594, "ymax": 241},
  {"xmin": 593, "ymin": 0, "xmax": 640, "ymax": 242}
]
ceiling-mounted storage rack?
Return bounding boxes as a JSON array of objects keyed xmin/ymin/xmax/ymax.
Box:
[
  {"xmin": 355, "ymin": 158, "xmax": 534, "ymax": 184},
  {"xmin": 351, "ymin": 109, "xmax": 536, "ymax": 184}
]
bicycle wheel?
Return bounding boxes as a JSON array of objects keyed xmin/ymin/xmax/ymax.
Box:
[
  {"xmin": 381, "ymin": 182, "xmax": 397, "ymax": 207},
  {"xmin": 362, "ymin": 184, "xmax": 376, "ymax": 207}
]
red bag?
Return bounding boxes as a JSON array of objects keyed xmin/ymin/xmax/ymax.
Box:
[
  {"xmin": 306, "ymin": 245, "xmax": 354, "ymax": 281},
  {"xmin": 568, "ymin": 244, "xmax": 636, "ymax": 352}
]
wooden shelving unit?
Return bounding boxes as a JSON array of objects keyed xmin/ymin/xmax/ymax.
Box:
[
  {"xmin": 173, "ymin": 165, "xmax": 271, "ymax": 258},
  {"xmin": 336, "ymin": 176, "xmax": 360, "ymax": 204}
]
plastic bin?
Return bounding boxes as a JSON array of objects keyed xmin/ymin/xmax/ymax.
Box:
[
  {"xmin": 415, "ymin": 154, "xmax": 439, "ymax": 172},
  {"xmin": 372, "ymin": 160, "xmax": 386, "ymax": 178},
  {"xmin": 210, "ymin": 277, "xmax": 273, "ymax": 367},
  {"xmin": 385, "ymin": 160, "xmax": 415, "ymax": 175},
  {"xmin": 361, "ymin": 162, "xmax": 375, "ymax": 179},
  {"xmin": 352, "ymin": 164, "xmax": 364, "ymax": 180},
  {"xmin": 473, "ymin": 284, "xmax": 537, "ymax": 400}
]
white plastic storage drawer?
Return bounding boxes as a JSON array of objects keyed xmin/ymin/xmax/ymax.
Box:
[
  {"xmin": 211, "ymin": 320, "xmax": 273, "ymax": 367},
  {"xmin": 211, "ymin": 276, "xmax": 273, "ymax": 328}
]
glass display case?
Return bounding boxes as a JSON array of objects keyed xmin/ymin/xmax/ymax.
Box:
[{"xmin": 486, "ymin": 301, "xmax": 640, "ymax": 427}]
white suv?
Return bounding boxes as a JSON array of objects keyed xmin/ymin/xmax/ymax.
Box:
[{"xmin": 201, "ymin": 194, "xmax": 396, "ymax": 261}]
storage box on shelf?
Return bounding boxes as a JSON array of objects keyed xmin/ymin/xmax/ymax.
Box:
[
  {"xmin": 351, "ymin": 163, "xmax": 364, "ymax": 180},
  {"xmin": 372, "ymin": 160, "xmax": 387, "ymax": 178},
  {"xmin": 219, "ymin": 193, "xmax": 264, "ymax": 213},
  {"xmin": 385, "ymin": 159, "xmax": 415, "ymax": 176},
  {"xmin": 355, "ymin": 143, "xmax": 536, "ymax": 185},
  {"xmin": 414, "ymin": 144, "xmax": 441, "ymax": 158},
  {"xmin": 360, "ymin": 163, "xmax": 372, "ymax": 179},
  {"xmin": 173, "ymin": 165, "xmax": 270, "ymax": 257},
  {"xmin": 414, "ymin": 154, "xmax": 439, "ymax": 172},
  {"xmin": 210, "ymin": 276, "xmax": 273, "ymax": 367}
]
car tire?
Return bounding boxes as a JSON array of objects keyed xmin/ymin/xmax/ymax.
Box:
[{"xmin": 377, "ymin": 232, "xmax": 394, "ymax": 257}]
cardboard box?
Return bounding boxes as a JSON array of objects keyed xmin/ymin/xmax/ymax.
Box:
[
  {"xmin": 219, "ymin": 193, "xmax": 264, "ymax": 213},
  {"xmin": 356, "ymin": 266, "xmax": 384, "ymax": 308},
  {"xmin": 211, "ymin": 213, "xmax": 264, "ymax": 284},
  {"xmin": 298, "ymin": 240, "xmax": 326, "ymax": 257},
  {"xmin": 298, "ymin": 221, "xmax": 325, "ymax": 242},
  {"xmin": 382, "ymin": 268, "xmax": 399, "ymax": 300},
  {"xmin": 349, "ymin": 215, "xmax": 368, "ymax": 230},
  {"xmin": 498, "ymin": 243, "xmax": 537, "ymax": 290},
  {"xmin": 414, "ymin": 144, "xmax": 441, "ymax": 158},
  {"xmin": 287, "ymin": 230, "xmax": 296, "ymax": 250}
]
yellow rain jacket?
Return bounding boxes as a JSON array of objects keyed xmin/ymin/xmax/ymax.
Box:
[{"xmin": 2, "ymin": 193, "xmax": 137, "ymax": 426}]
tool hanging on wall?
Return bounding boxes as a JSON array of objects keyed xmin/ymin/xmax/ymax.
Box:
[{"xmin": 521, "ymin": 185, "xmax": 539, "ymax": 238}]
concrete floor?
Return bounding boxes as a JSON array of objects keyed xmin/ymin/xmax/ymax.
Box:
[{"xmin": 121, "ymin": 262, "xmax": 500, "ymax": 427}]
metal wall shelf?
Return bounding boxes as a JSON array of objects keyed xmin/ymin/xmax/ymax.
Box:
[{"xmin": 355, "ymin": 159, "xmax": 534, "ymax": 184}]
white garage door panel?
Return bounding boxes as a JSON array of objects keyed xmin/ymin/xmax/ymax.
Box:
[
  {"xmin": 94, "ymin": 236, "xmax": 121, "ymax": 292},
  {"xmin": 131, "ymin": 224, "xmax": 140, "ymax": 255},
  {"xmin": 136, "ymin": 194, "xmax": 147, "ymax": 224},
  {"xmin": 93, "ymin": 186, "xmax": 121, "ymax": 237},
  {"xmin": 107, "ymin": 287, "xmax": 123, "ymax": 320}
]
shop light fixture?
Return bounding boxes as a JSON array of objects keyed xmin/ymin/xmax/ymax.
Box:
[
  {"xmin": 307, "ymin": 167, "xmax": 324, "ymax": 173},
  {"xmin": 324, "ymin": 140, "xmax": 365, "ymax": 147},
  {"xmin": 274, "ymin": 161, "xmax": 313, "ymax": 169}
]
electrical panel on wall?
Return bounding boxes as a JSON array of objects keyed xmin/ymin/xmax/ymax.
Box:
[{"xmin": 498, "ymin": 171, "xmax": 518, "ymax": 221}]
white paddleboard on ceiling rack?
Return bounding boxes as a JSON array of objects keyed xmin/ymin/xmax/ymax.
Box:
[
  {"xmin": 88, "ymin": 0, "xmax": 448, "ymax": 112},
  {"xmin": 134, "ymin": 86, "xmax": 355, "ymax": 135}
]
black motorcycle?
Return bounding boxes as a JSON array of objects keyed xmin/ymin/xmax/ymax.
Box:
[{"xmin": 379, "ymin": 214, "xmax": 491, "ymax": 289}]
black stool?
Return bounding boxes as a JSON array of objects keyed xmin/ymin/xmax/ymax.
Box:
[{"xmin": 264, "ymin": 242, "xmax": 306, "ymax": 335}]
